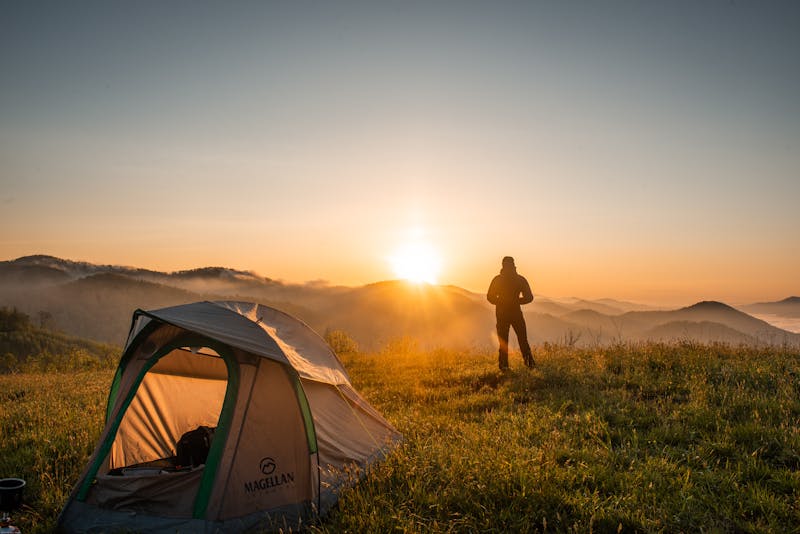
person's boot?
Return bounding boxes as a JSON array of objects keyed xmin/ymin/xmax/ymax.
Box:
[{"xmin": 499, "ymin": 351, "xmax": 509, "ymax": 371}]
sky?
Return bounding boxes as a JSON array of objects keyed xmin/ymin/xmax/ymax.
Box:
[{"xmin": 1, "ymin": 1, "xmax": 798, "ymax": 305}]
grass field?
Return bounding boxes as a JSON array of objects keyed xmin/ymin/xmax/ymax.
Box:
[{"xmin": 1, "ymin": 342, "xmax": 799, "ymax": 532}]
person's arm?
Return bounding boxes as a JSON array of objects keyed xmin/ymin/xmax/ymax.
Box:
[
  {"xmin": 518, "ymin": 276, "xmax": 534, "ymax": 305},
  {"xmin": 487, "ymin": 277, "xmax": 499, "ymax": 305}
]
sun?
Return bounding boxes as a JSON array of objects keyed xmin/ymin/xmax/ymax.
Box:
[{"xmin": 389, "ymin": 241, "xmax": 442, "ymax": 284}]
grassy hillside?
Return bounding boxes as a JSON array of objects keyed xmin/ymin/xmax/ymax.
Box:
[
  {"xmin": 1, "ymin": 342, "xmax": 799, "ymax": 532},
  {"xmin": 0, "ymin": 307, "xmax": 118, "ymax": 372},
  {"xmin": 322, "ymin": 343, "xmax": 800, "ymax": 532}
]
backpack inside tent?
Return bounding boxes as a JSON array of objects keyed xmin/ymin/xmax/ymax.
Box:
[{"xmin": 58, "ymin": 301, "xmax": 402, "ymax": 533}]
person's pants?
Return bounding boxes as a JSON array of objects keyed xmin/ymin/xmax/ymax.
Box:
[{"xmin": 497, "ymin": 313, "xmax": 533, "ymax": 369}]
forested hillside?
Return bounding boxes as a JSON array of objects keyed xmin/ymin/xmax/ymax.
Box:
[{"xmin": 0, "ymin": 307, "xmax": 117, "ymax": 372}]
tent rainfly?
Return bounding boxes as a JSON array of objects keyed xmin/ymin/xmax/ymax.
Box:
[{"xmin": 58, "ymin": 301, "xmax": 402, "ymax": 532}]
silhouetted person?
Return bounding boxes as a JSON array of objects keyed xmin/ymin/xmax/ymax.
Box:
[{"xmin": 487, "ymin": 256, "xmax": 534, "ymax": 370}]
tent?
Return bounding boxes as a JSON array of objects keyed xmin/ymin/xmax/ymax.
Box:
[{"xmin": 59, "ymin": 301, "xmax": 401, "ymax": 532}]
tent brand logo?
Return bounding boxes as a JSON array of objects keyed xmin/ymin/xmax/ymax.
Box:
[
  {"xmin": 260, "ymin": 457, "xmax": 276, "ymax": 475},
  {"xmin": 244, "ymin": 458, "xmax": 295, "ymax": 495}
]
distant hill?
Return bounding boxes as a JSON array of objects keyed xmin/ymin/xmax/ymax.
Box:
[
  {"xmin": 564, "ymin": 298, "xmax": 626, "ymax": 316},
  {"xmin": 523, "ymin": 300, "xmax": 800, "ymax": 347},
  {"xmin": 49, "ymin": 273, "xmax": 201, "ymax": 344},
  {"xmin": 618, "ymin": 301, "xmax": 800, "ymax": 345},
  {"xmin": 593, "ymin": 298, "xmax": 658, "ymax": 312},
  {"xmin": 741, "ymin": 296, "xmax": 800, "ymax": 318},
  {"xmin": 0, "ymin": 256, "xmax": 345, "ymax": 345},
  {"xmin": 643, "ymin": 321, "xmax": 756, "ymax": 345},
  {"xmin": 528, "ymin": 300, "xmax": 575, "ymax": 316},
  {"xmin": 2, "ymin": 254, "xmax": 162, "ymax": 282},
  {"xmin": 528, "ymin": 296, "xmax": 658, "ymax": 317},
  {"xmin": 559, "ymin": 309, "xmax": 648, "ymax": 344},
  {"xmin": 315, "ymin": 280, "xmax": 494, "ymax": 350},
  {"xmin": 1, "ymin": 255, "xmax": 798, "ymax": 349},
  {"xmin": 0, "ymin": 262, "xmax": 71, "ymax": 287}
]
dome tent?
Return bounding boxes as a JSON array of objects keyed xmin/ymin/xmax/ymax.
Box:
[{"xmin": 59, "ymin": 301, "xmax": 401, "ymax": 532}]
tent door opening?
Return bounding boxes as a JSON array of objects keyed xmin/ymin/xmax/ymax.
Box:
[
  {"xmin": 80, "ymin": 335, "xmax": 238, "ymax": 518},
  {"xmin": 107, "ymin": 343, "xmax": 229, "ymax": 472}
]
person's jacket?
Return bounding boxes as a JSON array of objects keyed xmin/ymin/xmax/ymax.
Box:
[{"xmin": 487, "ymin": 267, "xmax": 534, "ymax": 316}]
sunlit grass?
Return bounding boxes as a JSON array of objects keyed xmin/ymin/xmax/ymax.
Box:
[
  {"xmin": 0, "ymin": 371, "xmax": 111, "ymax": 532},
  {"xmin": 2, "ymin": 342, "xmax": 799, "ymax": 532},
  {"xmin": 324, "ymin": 342, "xmax": 800, "ymax": 532}
]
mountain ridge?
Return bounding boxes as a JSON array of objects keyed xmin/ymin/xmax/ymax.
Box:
[
  {"xmin": 1, "ymin": 255, "xmax": 798, "ymax": 349},
  {"xmin": 740, "ymin": 296, "xmax": 800, "ymax": 319}
]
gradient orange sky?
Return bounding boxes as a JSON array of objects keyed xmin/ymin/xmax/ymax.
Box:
[{"xmin": 1, "ymin": 2, "xmax": 798, "ymax": 306}]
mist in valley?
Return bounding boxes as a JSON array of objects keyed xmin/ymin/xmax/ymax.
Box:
[{"xmin": 2, "ymin": 256, "xmax": 798, "ymax": 352}]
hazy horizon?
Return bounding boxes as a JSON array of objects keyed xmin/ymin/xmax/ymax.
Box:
[
  {"xmin": 2, "ymin": 2, "xmax": 798, "ymax": 306},
  {"xmin": 2, "ymin": 252, "xmax": 797, "ymax": 310}
]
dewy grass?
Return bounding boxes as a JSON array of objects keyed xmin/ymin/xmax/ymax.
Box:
[
  {"xmin": 324, "ymin": 342, "xmax": 800, "ymax": 533},
  {"xmin": 0, "ymin": 370, "xmax": 111, "ymax": 532},
  {"xmin": 2, "ymin": 343, "xmax": 799, "ymax": 532}
]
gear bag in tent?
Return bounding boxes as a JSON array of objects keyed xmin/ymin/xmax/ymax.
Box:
[{"xmin": 175, "ymin": 426, "xmax": 216, "ymax": 467}]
